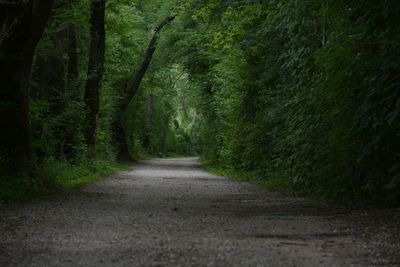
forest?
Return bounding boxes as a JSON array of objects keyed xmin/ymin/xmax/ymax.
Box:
[{"xmin": 1, "ymin": 0, "xmax": 400, "ymax": 206}]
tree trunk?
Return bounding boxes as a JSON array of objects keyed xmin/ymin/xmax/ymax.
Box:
[
  {"xmin": 84, "ymin": 0, "xmax": 106, "ymax": 158},
  {"xmin": 67, "ymin": 0, "xmax": 79, "ymax": 101},
  {"xmin": 143, "ymin": 93, "xmax": 153, "ymax": 150},
  {"xmin": 0, "ymin": 1, "xmax": 54, "ymax": 175},
  {"xmin": 67, "ymin": 23, "xmax": 79, "ymax": 100},
  {"xmin": 115, "ymin": 15, "xmax": 175, "ymax": 160},
  {"xmin": 160, "ymin": 116, "xmax": 170, "ymax": 156},
  {"xmin": 127, "ymin": 15, "xmax": 175, "ymax": 100}
]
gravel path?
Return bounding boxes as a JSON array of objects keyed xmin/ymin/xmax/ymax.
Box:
[{"xmin": 0, "ymin": 157, "xmax": 399, "ymax": 266}]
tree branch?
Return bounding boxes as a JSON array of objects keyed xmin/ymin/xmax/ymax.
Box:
[{"xmin": 127, "ymin": 15, "xmax": 176, "ymax": 99}]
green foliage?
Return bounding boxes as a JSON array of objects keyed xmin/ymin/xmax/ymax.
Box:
[
  {"xmin": 0, "ymin": 160, "xmax": 128, "ymax": 211},
  {"xmin": 40, "ymin": 159, "xmax": 129, "ymax": 188},
  {"xmin": 178, "ymin": 0, "xmax": 400, "ymax": 204},
  {"xmin": 2, "ymin": 0, "xmax": 399, "ymax": 207},
  {"xmin": 127, "ymin": 64, "xmax": 201, "ymax": 157},
  {"xmin": 0, "ymin": 175, "xmax": 51, "ymax": 209}
]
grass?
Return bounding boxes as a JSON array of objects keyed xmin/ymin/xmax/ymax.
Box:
[
  {"xmin": 205, "ymin": 165, "xmax": 290, "ymax": 190},
  {"xmin": 0, "ymin": 159, "xmax": 131, "ymax": 213},
  {"xmin": 201, "ymin": 160, "xmax": 400, "ymax": 207},
  {"xmin": 0, "ymin": 175, "xmax": 50, "ymax": 213},
  {"xmin": 41, "ymin": 159, "xmax": 131, "ymax": 189},
  {"xmin": 201, "ymin": 158, "xmax": 298, "ymax": 195}
]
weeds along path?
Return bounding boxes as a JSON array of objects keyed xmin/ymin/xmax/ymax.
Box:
[{"xmin": 0, "ymin": 158, "xmax": 399, "ymax": 266}]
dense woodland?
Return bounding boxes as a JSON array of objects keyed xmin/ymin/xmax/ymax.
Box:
[{"xmin": 0, "ymin": 0, "xmax": 399, "ymax": 205}]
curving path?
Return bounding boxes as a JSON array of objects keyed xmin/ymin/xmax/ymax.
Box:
[{"xmin": 0, "ymin": 158, "xmax": 399, "ymax": 266}]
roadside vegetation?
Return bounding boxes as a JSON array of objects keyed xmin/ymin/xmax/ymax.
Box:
[
  {"xmin": 190, "ymin": 1, "xmax": 400, "ymax": 205},
  {"xmin": 0, "ymin": 160, "xmax": 129, "ymax": 211}
]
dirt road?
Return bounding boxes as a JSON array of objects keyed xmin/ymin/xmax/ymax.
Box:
[{"xmin": 0, "ymin": 158, "xmax": 399, "ymax": 266}]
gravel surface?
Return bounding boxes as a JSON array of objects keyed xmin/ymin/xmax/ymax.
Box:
[{"xmin": 0, "ymin": 157, "xmax": 399, "ymax": 266}]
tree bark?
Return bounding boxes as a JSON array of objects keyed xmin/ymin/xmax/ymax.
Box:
[
  {"xmin": 160, "ymin": 116, "xmax": 170, "ymax": 156},
  {"xmin": 67, "ymin": 23, "xmax": 79, "ymax": 100},
  {"xmin": 143, "ymin": 93, "xmax": 153, "ymax": 150},
  {"xmin": 84, "ymin": 0, "xmax": 106, "ymax": 158},
  {"xmin": 0, "ymin": 0, "xmax": 54, "ymax": 175}
]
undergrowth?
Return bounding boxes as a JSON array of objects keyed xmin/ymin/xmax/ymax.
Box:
[
  {"xmin": 41, "ymin": 159, "xmax": 131, "ymax": 188},
  {"xmin": 206, "ymin": 166, "xmax": 400, "ymax": 207},
  {"xmin": 204, "ymin": 165, "xmax": 292, "ymax": 192},
  {"xmin": 0, "ymin": 159, "xmax": 130, "ymax": 212},
  {"xmin": 201, "ymin": 158, "xmax": 390, "ymax": 207}
]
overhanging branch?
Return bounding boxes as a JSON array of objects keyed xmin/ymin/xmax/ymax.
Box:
[{"xmin": 127, "ymin": 15, "xmax": 176, "ymax": 99}]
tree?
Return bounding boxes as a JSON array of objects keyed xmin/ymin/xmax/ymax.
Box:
[
  {"xmin": 127, "ymin": 15, "xmax": 175, "ymax": 100},
  {"xmin": 84, "ymin": 0, "xmax": 106, "ymax": 157},
  {"xmin": 115, "ymin": 14, "xmax": 175, "ymax": 160},
  {"xmin": 67, "ymin": 1, "xmax": 79, "ymax": 101},
  {"xmin": 0, "ymin": 0, "xmax": 54, "ymax": 175}
]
